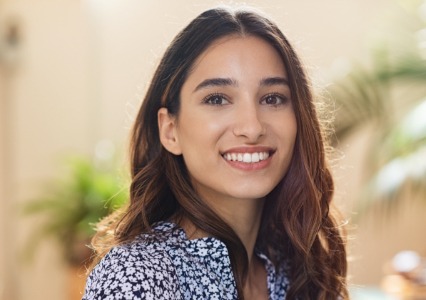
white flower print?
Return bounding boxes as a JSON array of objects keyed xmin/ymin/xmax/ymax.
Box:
[{"xmin": 82, "ymin": 222, "xmax": 289, "ymax": 300}]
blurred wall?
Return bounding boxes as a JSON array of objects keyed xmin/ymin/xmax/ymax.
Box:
[
  {"xmin": 0, "ymin": 1, "xmax": 93, "ymax": 299},
  {"xmin": 1, "ymin": 0, "xmax": 424, "ymax": 299}
]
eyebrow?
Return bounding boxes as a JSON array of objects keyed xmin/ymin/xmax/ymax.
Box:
[
  {"xmin": 193, "ymin": 78, "xmax": 237, "ymax": 93},
  {"xmin": 260, "ymin": 77, "xmax": 289, "ymax": 87},
  {"xmin": 192, "ymin": 76, "xmax": 289, "ymax": 93}
]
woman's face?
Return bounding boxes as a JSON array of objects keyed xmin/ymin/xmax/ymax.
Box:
[{"xmin": 159, "ymin": 35, "xmax": 297, "ymax": 205}]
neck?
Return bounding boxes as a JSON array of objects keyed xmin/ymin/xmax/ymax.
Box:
[
  {"xmin": 212, "ymin": 197, "xmax": 264, "ymax": 261},
  {"xmin": 179, "ymin": 196, "xmax": 265, "ymax": 263},
  {"xmin": 178, "ymin": 196, "xmax": 268, "ymax": 299}
]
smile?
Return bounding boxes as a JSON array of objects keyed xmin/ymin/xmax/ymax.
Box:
[{"xmin": 222, "ymin": 151, "xmax": 270, "ymax": 163}]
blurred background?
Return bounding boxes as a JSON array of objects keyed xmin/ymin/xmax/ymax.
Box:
[{"xmin": 1, "ymin": 0, "xmax": 426, "ymax": 299}]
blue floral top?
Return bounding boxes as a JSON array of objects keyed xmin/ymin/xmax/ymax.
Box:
[{"xmin": 82, "ymin": 221, "xmax": 290, "ymax": 299}]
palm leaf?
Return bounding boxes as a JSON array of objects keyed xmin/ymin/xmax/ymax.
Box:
[{"xmin": 23, "ymin": 154, "xmax": 128, "ymax": 265}]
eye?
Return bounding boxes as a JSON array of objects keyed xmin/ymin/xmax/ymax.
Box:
[
  {"xmin": 261, "ymin": 93, "xmax": 288, "ymax": 106},
  {"xmin": 203, "ymin": 93, "xmax": 230, "ymax": 106}
]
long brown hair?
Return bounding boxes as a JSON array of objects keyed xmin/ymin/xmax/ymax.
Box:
[{"xmin": 91, "ymin": 6, "xmax": 348, "ymax": 299}]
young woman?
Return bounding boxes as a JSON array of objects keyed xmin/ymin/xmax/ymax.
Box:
[{"xmin": 83, "ymin": 6, "xmax": 348, "ymax": 300}]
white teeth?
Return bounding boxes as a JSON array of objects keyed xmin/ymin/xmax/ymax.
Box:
[
  {"xmin": 223, "ymin": 151, "xmax": 270, "ymax": 163},
  {"xmin": 264, "ymin": 152, "xmax": 269, "ymax": 159}
]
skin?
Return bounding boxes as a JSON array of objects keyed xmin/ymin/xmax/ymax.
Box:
[{"xmin": 158, "ymin": 35, "xmax": 297, "ymax": 299}]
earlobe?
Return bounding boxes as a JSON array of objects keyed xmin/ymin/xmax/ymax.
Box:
[{"xmin": 158, "ymin": 108, "xmax": 182, "ymax": 155}]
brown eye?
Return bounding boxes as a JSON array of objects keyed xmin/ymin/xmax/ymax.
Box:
[
  {"xmin": 261, "ymin": 94, "xmax": 287, "ymax": 106},
  {"xmin": 203, "ymin": 94, "xmax": 230, "ymax": 105}
]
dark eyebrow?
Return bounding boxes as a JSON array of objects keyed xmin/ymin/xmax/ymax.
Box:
[
  {"xmin": 193, "ymin": 78, "xmax": 238, "ymax": 93},
  {"xmin": 260, "ymin": 77, "xmax": 289, "ymax": 87}
]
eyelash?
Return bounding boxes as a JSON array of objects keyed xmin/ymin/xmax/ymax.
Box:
[
  {"xmin": 202, "ymin": 92, "xmax": 289, "ymax": 106},
  {"xmin": 202, "ymin": 93, "xmax": 229, "ymax": 106},
  {"xmin": 260, "ymin": 93, "xmax": 288, "ymax": 106}
]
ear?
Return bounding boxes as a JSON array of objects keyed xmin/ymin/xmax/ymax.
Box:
[{"xmin": 158, "ymin": 107, "xmax": 182, "ymax": 155}]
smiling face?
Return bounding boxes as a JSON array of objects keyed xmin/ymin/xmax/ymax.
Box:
[{"xmin": 158, "ymin": 35, "xmax": 297, "ymax": 207}]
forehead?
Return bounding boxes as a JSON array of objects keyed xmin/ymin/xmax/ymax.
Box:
[{"xmin": 186, "ymin": 35, "xmax": 287, "ymax": 82}]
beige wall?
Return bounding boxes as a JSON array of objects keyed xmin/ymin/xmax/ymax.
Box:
[
  {"xmin": 0, "ymin": 1, "xmax": 93, "ymax": 299},
  {"xmin": 1, "ymin": 0, "xmax": 424, "ymax": 299}
]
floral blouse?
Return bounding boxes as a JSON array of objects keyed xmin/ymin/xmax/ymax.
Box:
[{"xmin": 82, "ymin": 221, "xmax": 290, "ymax": 299}]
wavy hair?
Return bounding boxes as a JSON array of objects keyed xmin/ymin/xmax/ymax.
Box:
[{"xmin": 91, "ymin": 6, "xmax": 348, "ymax": 299}]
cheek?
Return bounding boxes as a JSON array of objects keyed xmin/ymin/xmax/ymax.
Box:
[
  {"xmin": 274, "ymin": 111, "xmax": 297, "ymax": 141},
  {"xmin": 287, "ymin": 110, "xmax": 298, "ymax": 139},
  {"xmin": 290, "ymin": 121, "xmax": 298, "ymax": 145},
  {"xmin": 177, "ymin": 114, "xmax": 229, "ymax": 148},
  {"xmin": 275, "ymin": 113, "xmax": 298, "ymax": 170}
]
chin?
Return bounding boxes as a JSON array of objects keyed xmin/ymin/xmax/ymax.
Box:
[{"xmin": 228, "ymin": 187, "xmax": 273, "ymax": 200}]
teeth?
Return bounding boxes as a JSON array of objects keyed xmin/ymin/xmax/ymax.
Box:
[{"xmin": 223, "ymin": 151, "xmax": 270, "ymax": 163}]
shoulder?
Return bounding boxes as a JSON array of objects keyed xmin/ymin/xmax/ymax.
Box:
[{"xmin": 83, "ymin": 231, "xmax": 181, "ymax": 300}]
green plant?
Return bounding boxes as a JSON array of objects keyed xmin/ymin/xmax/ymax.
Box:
[
  {"xmin": 330, "ymin": 0, "xmax": 426, "ymax": 212},
  {"xmin": 24, "ymin": 154, "xmax": 128, "ymax": 265}
]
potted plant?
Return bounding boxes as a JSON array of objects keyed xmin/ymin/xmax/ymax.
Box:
[
  {"xmin": 24, "ymin": 148, "xmax": 128, "ymax": 299},
  {"xmin": 24, "ymin": 153, "xmax": 128, "ymax": 265}
]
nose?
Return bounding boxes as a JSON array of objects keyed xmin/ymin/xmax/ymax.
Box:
[{"xmin": 232, "ymin": 102, "xmax": 266, "ymax": 142}]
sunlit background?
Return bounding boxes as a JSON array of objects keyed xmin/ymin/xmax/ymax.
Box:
[{"xmin": 1, "ymin": 0, "xmax": 426, "ymax": 299}]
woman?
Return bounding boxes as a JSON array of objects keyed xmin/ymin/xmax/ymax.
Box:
[{"xmin": 83, "ymin": 6, "xmax": 348, "ymax": 300}]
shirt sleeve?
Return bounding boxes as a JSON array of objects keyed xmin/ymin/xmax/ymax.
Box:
[{"xmin": 82, "ymin": 244, "xmax": 181, "ymax": 300}]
